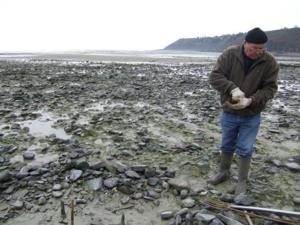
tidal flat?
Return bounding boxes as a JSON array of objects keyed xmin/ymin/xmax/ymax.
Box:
[{"xmin": 0, "ymin": 53, "xmax": 300, "ymax": 225}]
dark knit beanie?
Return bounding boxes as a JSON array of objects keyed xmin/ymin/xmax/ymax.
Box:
[{"xmin": 245, "ymin": 27, "xmax": 268, "ymax": 44}]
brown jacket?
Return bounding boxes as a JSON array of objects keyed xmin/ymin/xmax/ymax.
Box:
[{"xmin": 209, "ymin": 44, "xmax": 279, "ymax": 116}]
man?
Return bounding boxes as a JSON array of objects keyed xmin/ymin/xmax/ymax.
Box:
[{"xmin": 208, "ymin": 27, "xmax": 279, "ymax": 195}]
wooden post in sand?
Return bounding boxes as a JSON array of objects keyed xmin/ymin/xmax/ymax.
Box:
[
  {"xmin": 60, "ymin": 201, "xmax": 66, "ymax": 219},
  {"xmin": 70, "ymin": 199, "xmax": 75, "ymax": 225}
]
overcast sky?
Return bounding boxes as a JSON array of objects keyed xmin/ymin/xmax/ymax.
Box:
[{"xmin": 1, "ymin": 0, "xmax": 299, "ymax": 52}]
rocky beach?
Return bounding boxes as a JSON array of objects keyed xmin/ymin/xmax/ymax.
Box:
[{"xmin": 0, "ymin": 52, "xmax": 300, "ymax": 225}]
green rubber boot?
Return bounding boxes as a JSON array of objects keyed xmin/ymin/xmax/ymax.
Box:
[
  {"xmin": 235, "ymin": 157, "xmax": 251, "ymax": 195},
  {"xmin": 208, "ymin": 152, "xmax": 233, "ymax": 185}
]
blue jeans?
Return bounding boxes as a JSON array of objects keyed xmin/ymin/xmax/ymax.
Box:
[{"xmin": 220, "ymin": 111, "xmax": 261, "ymax": 158}]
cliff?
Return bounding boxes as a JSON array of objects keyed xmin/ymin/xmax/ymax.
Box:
[{"xmin": 164, "ymin": 27, "xmax": 300, "ymax": 53}]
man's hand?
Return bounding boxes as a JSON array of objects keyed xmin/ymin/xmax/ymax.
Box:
[
  {"xmin": 224, "ymin": 97, "xmax": 252, "ymax": 110},
  {"xmin": 230, "ymin": 87, "xmax": 245, "ymax": 101}
]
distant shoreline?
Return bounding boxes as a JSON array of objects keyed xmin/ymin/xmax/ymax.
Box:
[
  {"xmin": 0, "ymin": 51, "xmax": 219, "ymax": 64},
  {"xmin": 0, "ymin": 51, "xmax": 300, "ymax": 65}
]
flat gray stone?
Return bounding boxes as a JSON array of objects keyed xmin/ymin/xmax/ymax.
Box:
[
  {"xmin": 104, "ymin": 177, "xmax": 119, "ymax": 188},
  {"xmin": 88, "ymin": 178, "xmax": 103, "ymax": 191},
  {"xmin": 168, "ymin": 178, "xmax": 190, "ymax": 191},
  {"xmin": 285, "ymin": 162, "xmax": 300, "ymax": 171},
  {"xmin": 125, "ymin": 170, "xmax": 140, "ymax": 179},
  {"xmin": 69, "ymin": 169, "xmax": 82, "ymax": 181},
  {"xmin": 217, "ymin": 213, "xmax": 244, "ymax": 225},
  {"xmin": 130, "ymin": 165, "xmax": 147, "ymax": 173},
  {"xmin": 194, "ymin": 212, "xmax": 216, "ymax": 223},
  {"xmin": 53, "ymin": 191, "xmax": 63, "ymax": 198},
  {"xmin": 11, "ymin": 200, "xmax": 24, "ymax": 210}
]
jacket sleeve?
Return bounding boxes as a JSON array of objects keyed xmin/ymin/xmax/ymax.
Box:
[
  {"xmin": 209, "ymin": 50, "xmax": 237, "ymax": 95},
  {"xmin": 250, "ymin": 60, "xmax": 279, "ymax": 107}
]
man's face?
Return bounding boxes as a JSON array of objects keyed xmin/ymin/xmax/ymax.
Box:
[{"xmin": 244, "ymin": 42, "xmax": 266, "ymax": 60}]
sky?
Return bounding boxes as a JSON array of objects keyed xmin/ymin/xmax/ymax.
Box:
[{"xmin": 0, "ymin": 0, "xmax": 299, "ymax": 52}]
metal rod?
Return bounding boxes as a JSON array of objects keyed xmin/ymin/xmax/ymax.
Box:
[
  {"xmin": 199, "ymin": 200, "xmax": 300, "ymax": 225},
  {"xmin": 231, "ymin": 204, "xmax": 300, "ymax": 218}
]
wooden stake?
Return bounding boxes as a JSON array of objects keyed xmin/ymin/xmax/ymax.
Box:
[
  {"xmin": 60, "ymin": 201, "xmax": 66, "ymax": 219},
  {"xmin": 120, "ymin": 213, "xmax": 125, "ymax": 225},
  {"xmin": 244, "ymin": 210, "xmax": 254, "ymax": 225},
  {"xmin": 70, "ymin": 199, "xmax": 75, "ymax": 225}
]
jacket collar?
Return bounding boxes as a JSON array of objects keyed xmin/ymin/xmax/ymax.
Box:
[{"xmin": 235, "ymin": 44, "xmax": 267, "ymax": 64}]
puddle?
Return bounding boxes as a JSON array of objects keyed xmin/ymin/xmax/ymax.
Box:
[
  {"xmin": 177, "ymin": 101, "xmax": 187, "ymax": 109},
  {"xmin": 94, "ymin": 138, "xmax": 113, "ymax": 146},
  {"xmin": 10, "ymin": 152, "xmax": 59, "ymax": 167},
  {"xmin": 148, "ymin": 123, "xmax": 185, "ymax": 145},
  {"xmin": 77, "ymin": 115, "xmax": 90, "ymax": 125},
  {"xmin": 44, "ymin": 89, "xmax": 56, "ymax": 94},
  {"xmin": 278, "ymin": 83, "xmax": 300, "ymax": 92},
  {"xmin": 134, "ymin": 102, "xmax": 150, "ymax": 108},
  {"xmin": 263, "ymin": 114, "xmax": 280, "ymax": 122},
  {"xmin": 18, "ymin": 111, "xmax": 71, "ymax": 139},
  {"xmin": 271, "ymin": 99, "xmax": 294, "ymax": 112},
  {"xmin": 85, "ymin": 101, "xmax": 125, "ymax": 112},
  {"xmin": 184, "ymin": 91, "xmax": 199, "ymax": 96}
]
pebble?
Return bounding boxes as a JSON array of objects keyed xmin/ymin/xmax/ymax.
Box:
[
  {"xmin": 147, "ymin": 190, "xmax": 160, "ymax": 199},
  {"xmin": 144, "ymin": 167, "xmax": 157, "ymax": 178},
  {"xmin": 53, "ymin": 184, "xmax": 62, "ymax": 191},
  {"xmin": 162, "ymin": 181, "xmax": 169, "ymax": 190},
  {"xmin": 234, "ymin": 193, "xmax": 253, "ymax": 206},
  {"xmin": 168, "ymin": 178, "xmax": 190, "ymax": 191},
  {"xmin": 88, "ymin": 178, "xmax": 103, "ymax": 191},
  {"xmin": 0, "ymin": 171, "xmax": 12, "ymax": 182},
  {"xmin": 133, "ymin": 192, "xmax": 143, "ymax": 200},
  {"xmin": 52, "ymin": 191, "xmax": 63, "ymax": 198},
  {"xmin": 194, "ymin": 213, "xmax": 216, "ymax": 223},
  {"xmin": 293, "ymin": 197, "xmax": 300, "ymax": 205},
  {"xmin": 175, "ymin": 214, "xmax": 182, "ymax": 225},
  {"xmin": 175, "ymin": 208, "xmax": 189, "ymax": 217},
  {"xmin": 180, "ymin": 189, "xmax": 189, "ymax": 199},
  {"xmin": 23, "ymin": 152, "xmax": 35, "ymax": 160},
  {"xmin": 11, "ymin": 200, "xmax": 24, "ymax": 210},
  {"xmin": 216, "ymin": 213, "xmax": 244, "ymax": 225},
  {"xmin": 219, "ymin": 194, "xmax": 234, "ymax": 203},
  {"xmin": 104, "ymin": 178, "xmax": 119, "ymax": 189},
  {"xmin": 160, "ymin": 211, "xmax": 174, "ymax": 220},
  {"xmin": 147, "ymin": 177, "xmax": 161, "ymax": 186},
  {"xmin": 210, "ymin": 218, "xmax": 226, "ymax": 225},
  {"xmin": 181, "ymin": 198, "xmax": 195, "ymax": 208},
  {"xmin": 271, "ymin": 159, "xmax": 282, "ymax": 167},
  {"xmin": 125, "ymin": 170, "xmax": 140, "ymax": 179},
  {"xmin": 130, "ymin": 165, "xmax": 147, "ymax": 173},
  {"xmin": 120, "ymin": 196, "xmax": 130, "ymax": 204},
  {"xmin": 69, "ymin": 169, "xmax": 83, "ymax": 181},
  {"xmin": 38, "ymin": 196, "xmax": 47, "ymax": 205}
]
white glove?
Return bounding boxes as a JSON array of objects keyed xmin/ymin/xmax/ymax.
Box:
[
  {"xmin": 224, "ymin": 97, "xmax": 252, "ymax": 110},
  {"xmin": 231, "ymin": 87, "xmax": 245, "ymax": 101}
]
